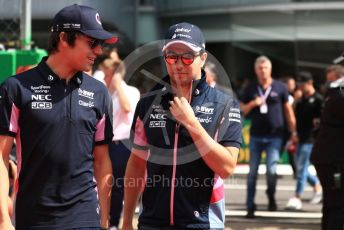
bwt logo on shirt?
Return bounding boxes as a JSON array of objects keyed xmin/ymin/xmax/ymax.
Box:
[
  {"xmin": 195, "ymin": 106, "xmax": 214, "ymax": 114},
  {"xmin": 78, "ymin": 89, "xmax": 94, "ymax": 99}
]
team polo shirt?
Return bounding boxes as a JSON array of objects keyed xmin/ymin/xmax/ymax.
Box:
[
  {"xmin": 241, "ymin": 80, "xmax": 289, "ymax": 137},
  {"xmin": 130, "ymin": 71, "xmax": 242, "ymax": 229},
  {"xmin": 0, "ymin": 58, "xmax": 113, "ymax": 230}
]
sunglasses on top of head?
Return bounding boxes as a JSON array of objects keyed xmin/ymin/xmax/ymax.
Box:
[{"xmin": 164, "ymin": 52, "xmax": 202, "ymax": 65}]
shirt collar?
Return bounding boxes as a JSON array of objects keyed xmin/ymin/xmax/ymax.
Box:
[
  {"xmin": 37, "ymin": 56, "xmax": 83, "ymax": 86},
  {"xmin": 159, "ymin": 69, "xmax": 208, "ymax": 100}
]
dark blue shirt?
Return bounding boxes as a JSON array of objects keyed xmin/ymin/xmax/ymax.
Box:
[
  {"xmin": 130, "ymin": 71, "xmax": 242, "ymax": 229},
  {"xmin": 295, "ymin": 92, "xmax": 323, "ymax": 143},
  {"xmin": 241, "ymin": 80, "xmax": 289, "ymax": 137},
  {"xmin": 0, "ymin": 58, "xmax": 113, "ymax": 230}
]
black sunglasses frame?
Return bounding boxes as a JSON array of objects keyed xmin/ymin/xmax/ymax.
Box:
[
  {"xmin": 80, "ymin": 33, "xmax": 105, "ymax": 49},
  {"xmin": 87, "ymin": 37, "xmax": 105, "ymax": 49}
]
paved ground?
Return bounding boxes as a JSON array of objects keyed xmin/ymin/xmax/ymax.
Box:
[{"xmin": 224, "ymin": 165, "xmax": 321, "ymax": 230}]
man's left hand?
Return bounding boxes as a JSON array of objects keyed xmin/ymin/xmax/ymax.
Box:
[{"xmin": 169, "ymin": 97, "xmax": 197, "ymax": 127}]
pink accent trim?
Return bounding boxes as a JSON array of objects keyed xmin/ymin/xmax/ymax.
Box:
[
  {"xmin": 15, "ymin": 129, "xmax": 22, "ymax": 194},
  {"xmin": 170, "ymin": 125, "xmax": 179, "ymax": 226},
  {"xmin": 133, "ymin": 117, "xmax": 148, "ymax": 147},
  {"xmin": 9, "ymin": 103, "xmax": 19, "ymax": 133},
  {"xmin": 214, "ymin": 130, "xmax": 219, "ymax": 142},
  {"xmin": 214, "ymin": 117, "xmax": 225, "ymax": 141},
  {"xmin": 95, "ymin": 114, "xmax": 106, "ymax": 142},
  {"xmin": 188, "ymin": 80, "xmax": 193, "ymax": 103},
  {"xmin": 212, "ymin": 117, "xmax": 225, "ymax": 202},
  {"xmin": 210, "ymin": 175, "xmax": 224, "ymax": 204}
]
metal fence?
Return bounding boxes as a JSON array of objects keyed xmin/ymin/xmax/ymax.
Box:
[{"xmin": 0, "ymin": 0, "xmax": 21, "ymax": 49}]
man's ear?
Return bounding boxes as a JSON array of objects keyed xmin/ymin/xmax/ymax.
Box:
[
  {"xmin": 201, "ymin": 52, "xmax": 208, "ymax": 67},
  {"xmin": 59, "ymin": 32, "xmax": 69, "ymax": 48}
]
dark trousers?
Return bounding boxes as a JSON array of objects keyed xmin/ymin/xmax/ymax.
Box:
[
  {"xmin": 314, "ymin": 164, "xmax": 344, "ymax": 230},
  {"xmin": 109, "ymin": 140, "xmax": 131, "ymax": 227}
]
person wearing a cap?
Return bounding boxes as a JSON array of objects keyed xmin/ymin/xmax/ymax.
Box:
[
  {"xmin": 285, "ymin": 71, "xmax": 323, "ymax": 210},
  {"xmin": 240, "ymin": 55, "xmax": 297, "ymax": 218},
  {"xmin": 0, "ymin": 4, "xmax": 117, "ymax": 230},
  {"xmin": 122, "ymin": 22, "xmax": 242, "ymax": 230}
]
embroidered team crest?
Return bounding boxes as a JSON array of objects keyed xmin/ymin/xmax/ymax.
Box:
[{"xmin": 95, "ymin": 13, "xmax": 102, "ymax": 25}]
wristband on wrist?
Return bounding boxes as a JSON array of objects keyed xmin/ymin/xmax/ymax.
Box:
[{"xmin": 100, "ymin": 228, "xmax": 109, "ymax": 230}]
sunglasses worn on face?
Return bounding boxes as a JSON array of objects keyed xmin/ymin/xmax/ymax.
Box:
[
  {"xmin": 164, "ymin": 52, "xmax": 201, "ymax": 65},
  {"xmin": 82, "ymin": 35, "xmax": 105, "ymax": 49},
  {"xmin": 87, "ymin": 38, "xmax": 105, "ymax": 49}
]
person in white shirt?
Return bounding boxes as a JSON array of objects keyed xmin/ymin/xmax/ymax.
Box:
[{"xmin": 94, "ymin": 57, "xmax": 140, "ymax": 230}]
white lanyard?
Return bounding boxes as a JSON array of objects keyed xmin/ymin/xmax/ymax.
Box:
[
  {"xmin": 257, "ymin": 86, "xmax": 271, "ymax": 114},
  {"xmin": 257, "ymin": 86, "xmax": 272, "ymax": 103}
]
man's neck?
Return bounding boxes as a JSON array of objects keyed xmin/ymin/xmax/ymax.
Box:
[
  {"xmin": 46, "ymin": 54, "xmax": 77, "ymax": 80},
  {"xmin": 171, "ymin": 83, "xmax": 192, "ymax": 99},
  {"xmin": 259, "ymin": 78, "xmax": 273, "ymax": 89}
]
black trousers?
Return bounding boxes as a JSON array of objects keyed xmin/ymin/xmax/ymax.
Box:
[{"xmin": 314, "ymin": 164, "xmax": 344, "ymax": 230}]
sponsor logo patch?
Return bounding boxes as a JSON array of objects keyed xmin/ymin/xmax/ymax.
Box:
[
  {"xmin": 228, "ymin": 108, "xmax": 241, "ymax": 123},
  {"xmin": 150, "ymin": 113, "xmax": 167, "ymax": 120},
  {"xmin": 79, "ymin": 100, "xmax": 94, "ymax": 108},
  {"xmin": 149, "ymin": 121, "xmax": 166, "ymax": 128},
  {"xmin": 31, "ymin": 85, "xmax": 51, "ymax": 94},
  {"xmin": 197, "ymin": 116, "xmax": 213, "ymax": 124},
  {"xmin": 78, "ymin": 89, "xmax": 94, "ymax": 99},
  {"xmin": 32, "ymin": 102, "xmax": 52, "ymax": 109},
  {"xmin": 195, "ymin": 106, "xmax": 214, "ymax": 114}
]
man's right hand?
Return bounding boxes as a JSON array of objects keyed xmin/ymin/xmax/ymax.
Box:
[{"xmin": 252, "ymin": 96, "xmax": 263, "ymax": 107}]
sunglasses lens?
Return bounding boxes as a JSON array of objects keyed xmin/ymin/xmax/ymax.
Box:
[
  {"xmin": 165, "ymin": 54, "xmax": 178, "ymax": 64},
  {"xmin": 164, "ymin": 53, "xmax": 197, "ymax": 65},
  {"xmin": 93, "ymin": 40, "xmax": 105, "ymax": 48},
  {"xmin": 182, "ymin": 54, "xmax": 194, "ymax": 65},
  {"xmin": 88, "ymin": 39, "xmax": 104, "ymax": 49}
]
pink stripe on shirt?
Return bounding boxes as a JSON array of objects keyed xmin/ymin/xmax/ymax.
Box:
[
  {"xmin": 210, "ymin": 175, "xmax": 225, "ymax": 203},
  {"xmin": 133, "ymin": 117, "xmax": 147, "ymax": 147},
  {"xmin": 9, "ymin": 103, "xmax": 19, "ymax": 133},
  {"xmin": 15, "ymin": 129, "xmax": 22, "ymax": 194},
  {"xmin": 95, "ymin": 114, "xmax": 106, "ymax": 142}
]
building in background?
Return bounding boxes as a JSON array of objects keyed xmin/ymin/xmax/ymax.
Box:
[{"xmin": 1, "ymin": 0, "xmax": 344, "ymax": 90}]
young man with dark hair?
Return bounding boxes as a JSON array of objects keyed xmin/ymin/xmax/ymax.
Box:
[
  {"xmin": 286, "ymin": 71, "xmax": 323, "ymax": 210},
  {"xmin": 0, "ymin": 4, "xmax": 117, "ymax": 230}
]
